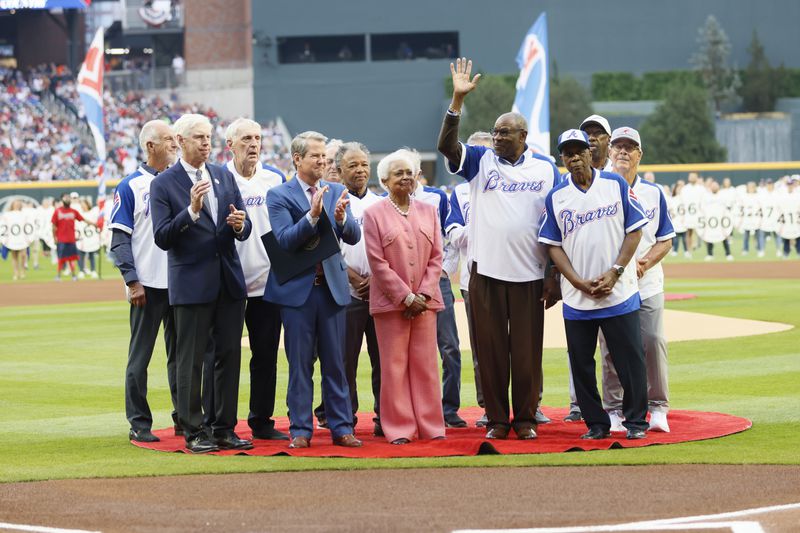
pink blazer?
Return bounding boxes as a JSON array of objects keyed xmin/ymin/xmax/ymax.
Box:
[{"xmin": 363, "ymin": 199, "xmax": 444, "ymax": 315}]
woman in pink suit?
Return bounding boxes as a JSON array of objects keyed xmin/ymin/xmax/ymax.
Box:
[{"xmin": 363, "ymin": 149, "xmax": 446, "ymax": 445}]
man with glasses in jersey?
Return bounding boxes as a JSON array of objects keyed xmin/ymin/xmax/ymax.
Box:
[{"xmin": 437, "ymin": 57, "xmax": 560, "ymax": 440}]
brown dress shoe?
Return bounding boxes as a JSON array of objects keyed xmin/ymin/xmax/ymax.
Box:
[
  {"xmin": 288, "ymin": 436, "xmax": 310, "ymax": 449},
  {"xmin": 332, "ymin": 434, "xmax": 363, "ymax": 447},
  {"xmin": 485, "ymin": 427, "xmax": 509, "ymax": 440},
  {"xmin": 516, "ymin": 427, "xmax": 538, "ymax": 440}
]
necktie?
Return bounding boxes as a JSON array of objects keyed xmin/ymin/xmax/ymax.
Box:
[
  {"xmin": 307, "ymin": 185, "xmax": 324, "ymax": 281},
  {"xmin": 196, "ymin": 169, "xmax": 216, "ymax": 224}
]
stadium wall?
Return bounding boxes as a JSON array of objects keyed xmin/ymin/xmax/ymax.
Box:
[{"xmin": 250, "ymin": 0, "xmax": 800, "ymax": 185}]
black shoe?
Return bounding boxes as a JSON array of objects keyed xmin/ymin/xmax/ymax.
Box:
[
  {"xmin": 563, "ymin": 411, "xmax": 583, "ymax": 422},
  {"xmin": 173, "ymin": 425, "xmax": 185, "ymax": 437},
  {"xmin": 129, "ymin": 428, "xmax": 160, "ymax": 443},
  {"xmin": 185, "ymin": 436, "xmax": 219, "ymax": 454},
  {"xmin": 214, "ymin": 432, "xmax": 254, "ymax": 450},
  {"xmin": 317, "ymin": 418, "xmax": 329, "ymax": 429},
  {"xmin": 373, "ymin": 421, "xmax": 384, "ymax": 437},
  {"xmin": 444, "ymin": 414, "xmax": 468, "ymax": 428},
  {"xmin": 475, "ymin": 414, "xmax": 488, "ymax": 428},
  {"xmin": 535, "ymin": 408, "xmax": 551, "ymax": 424},
  {"xmin": 251, "ymin": 427, "xmax": 289, "ymax": 441},
  {"xmin": 580, "ymin": 428, "xmax": 611, "ymax": 440},
  {"xmin": 626, "ymin": 429, "xmax": 647, "ymax": 440}
]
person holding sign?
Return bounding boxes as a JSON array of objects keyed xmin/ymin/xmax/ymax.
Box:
[
  {"xmin": 700, "ymin": 180, "xmax": 734, "ymax": 261},
  {"xmin": 2, "ymin": 199, "xmax": 30, "ymax": 281},
  {"xmin": 263, "ymin": 131, "xmax": 363, "ymax": 450}
]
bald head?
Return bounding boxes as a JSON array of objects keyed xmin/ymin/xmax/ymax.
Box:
[{"xmin": 497, "ymin": 112, "xmax": 528, "ymax": 131}]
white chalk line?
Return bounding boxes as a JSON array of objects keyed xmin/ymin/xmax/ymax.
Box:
[
  {"xmin": 0, "ymin": 522, "xmax": 100, "ymax": 533},
  {"xmin": 452, "ymin": 501, "xmax": 800, "ymax": 533}
]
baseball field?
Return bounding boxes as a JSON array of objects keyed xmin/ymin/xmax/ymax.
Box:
[{"xmin": 0, "ymin": 252, "xmax": 798, "ymax": 532}]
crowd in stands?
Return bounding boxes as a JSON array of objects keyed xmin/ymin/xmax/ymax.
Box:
[{"xmin": 0, "ymin": 65, "xmax": 293, "ymax": 183}]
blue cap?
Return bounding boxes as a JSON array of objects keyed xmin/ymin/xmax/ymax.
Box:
[{"xmin": 557, "ymin": 129, "xmax": 590, "ymax": 153}]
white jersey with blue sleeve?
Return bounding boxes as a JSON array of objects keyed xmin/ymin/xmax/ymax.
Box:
[
  {"xmin": 446, "ymin": 142, "xmax": 560, "ymax": 282},
  {"xmin": 228, "ymin": 161, "xmax": 286, "ymax": 297},
  {"xmin": 109, "ymin": 166, "xmax": 168, "ymax": 289},
  {"xmin": 414, "ymin": 183, "xmax": 459, "ymax": 278},
  {"xmin": 445, "ymin": 182, "xmax": 472, "ymax": 289},
  {"xmin": 538, "ymin": 170, "xmax": 648, "ymax": 319},
  {"xmin": 632, "ymin": 176, "xmax": 675, "ymax": 300}
]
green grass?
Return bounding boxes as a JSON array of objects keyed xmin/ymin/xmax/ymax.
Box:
[{"xmin": 0, "ymin": 258, "xmax": 799, "ymax": 482}]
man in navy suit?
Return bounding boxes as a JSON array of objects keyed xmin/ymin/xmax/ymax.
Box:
[
  {"xmin": 150, "ymin": 113, "xmax": 253, "ymax": 454},
  {"xmin": 264, "ymin": 130, "xmax": 363, "ymax": 449}
]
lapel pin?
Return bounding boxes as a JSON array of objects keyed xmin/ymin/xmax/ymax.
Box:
[{"xmin": 214, "ymin": 178, "xmax": 220, "ymax": 185}]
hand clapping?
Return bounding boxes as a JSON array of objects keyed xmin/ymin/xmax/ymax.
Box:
[
  {"xmin": 334, "ymin": 188, "xmax": 350, "ymax": 223},
  {"xmin": 226, "ymin": 204, "xmax": 246, "ymax": 232}
]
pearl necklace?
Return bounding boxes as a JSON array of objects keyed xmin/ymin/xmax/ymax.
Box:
[{"xmin": 388, "ymin": 196, "xmax": 411, "ymax": 216}]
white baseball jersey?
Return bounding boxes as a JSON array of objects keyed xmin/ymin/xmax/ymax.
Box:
[
  {"xmin": 447, "ymin": 142, "xmax": 560, "ymax": 282},
  {"xmin": 445, "ymin": 182, "xmax": 472, "ymax": 289},
  {"xmin": 631, "ymin": 176, "xmax": 675, "ymax": 300},
  {"xmin": 538, "ymin": 170, "xmax": 648, "ymax": 320},
  {"xmin": 228, "ymin": 161, "xmax": 285, "ymax": 298},
  {"xmin": 342, "ymin": 188, "xmax": 383, "ymax": 299},
  {"xmin": 413, "ymin": 182, "xmax": 458, "ymax": 278},
  {"xmin": 738, "ymin": 192, "xmax": 762, "ymax": 232},
  {"xmin": 109, "ymin": 166, "xmax": 169, "ymax": 289}
]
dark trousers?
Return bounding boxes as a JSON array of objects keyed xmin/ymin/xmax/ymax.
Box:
[
  {"xmin": 437, "ymin": 276, "xmax": 462, "ymax": 417},
  {"xmin": 564, "ymin": 310, "xmax": 648, "ymax": 432},
  {"xmin": 174, "ymin": 290, "xmax": 245, "ymax": 442},
  {"xmin": 282, "ymin": 285, "xmax": 353, "ymax": 439},
  {"xmin": 460, "ymin": 289, "xmax": 484, "ymax": 408},
  {"xmin": 468, "ymin": 264, "xmax": 543, "ymax": 432},
  {"xmin": 125, "ymin": 286, "xmax": 178, "ymax": 431},
  {"xmin": 244, "ymin": 297, "xmax": 283, "ymax": 432},
  {"xmin": 313, "ymin": 296, "xmax": 381, "ymax": 425}
]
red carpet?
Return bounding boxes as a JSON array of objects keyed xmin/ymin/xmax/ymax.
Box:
[
  {"xmin": 664, "ymin": 293, "xmax": 697, "ymax": 301},
  {"xmin": 133, "ymin": 406, "xmax": 750, "ymax": 457}
]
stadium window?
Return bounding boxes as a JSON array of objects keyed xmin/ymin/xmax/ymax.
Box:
[
  {"xmin": 277, "ymin": 35, "xmax": 366, "ymax": 64},
  {"xmin": 370, "ymin": 32, "xmax": 458, "ymax": 61}
]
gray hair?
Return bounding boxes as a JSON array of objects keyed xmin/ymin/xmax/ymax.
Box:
[
  {"xmin": 335, "ymin": 141, "xmax": 370, "ymax": 168},
  {"xmin": 172, "ymin": 113, "xmax": 212, "ymax": 139},
  {"xmin": 398, "ymin": 147, "xmax": 421, "ymax": 173},
  {"xmin": 377, "ymin": 149, "xmax": 417, "ymax": 183},
  {"xmin": 291, "ymin": 131, "xmax": 328, "ymax": 168},
  {"xmin": 225, "ymin": 117, "xmax": 261, "ymax": 143},
  {"xmin": 139, "ymin": 119, "xmax": 169, "ymax": 153},
  {"xmin": 467, "ymin": 131, "xmax": 493, "ymax": 147}
]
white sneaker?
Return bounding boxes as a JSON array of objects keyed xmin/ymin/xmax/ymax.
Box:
[
  {"xmin": 608, "ymin": 410, "xmax": 626, "ymax": 432},
  {"xmin": 777, "ymin": 250, "xmax": 783, "ymax": 257},
  {"xmin": 89, "ymin": 271, "xmax": 98, "ymax": 279},
  {"xmin": 649, "ymin": 411, "xmax": 670, "ymax": 433},
  {"xmin": 77, "ymin": 271, "xmax": 85, "ymax": 279},
  {"xmin": 704, "ymin": 255, "xmax": 713, "ymax": 262},
  {"xmin": 670, "ymin": 251, "xmax": 677, "ymax": 257},
  {"xmin": 726, "ymin": 255, "xmax": 734, "ymax": 261},
  {"xmin": 757, "ymin": 251, "xmax": 765, "ymax": 258},
  {"xmin": 741, "ymin": 250, "xmax": 748, "ymax": 256},
  {"xmin": 684, "ymin": 251, "xmax": 692, "ymax": 259}
]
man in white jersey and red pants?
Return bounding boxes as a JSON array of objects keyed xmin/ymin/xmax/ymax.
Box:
[
  {"xmin": 438, "ymin": 58, "xmax": 560, "ymax": 440},
  {"xmin": 539, "ymin": 129, "xmax": 649, "ymax": 440},
  {"xmin": 110, "ymin": 119, "xmax": 180, "ymax": 443},
  {"xmin": 203, "ymin": 118, "xmax": 288, "ymax": 441},
  {"xmin": 600, "ymin": 127, "xmax": 675, "ymax": 433}
]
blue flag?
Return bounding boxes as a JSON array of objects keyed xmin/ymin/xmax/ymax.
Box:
[{"xmin": 511, "ymin": 12, "xmax": 550, "ymax": 156}]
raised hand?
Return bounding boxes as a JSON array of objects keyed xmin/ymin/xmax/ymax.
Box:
[
  {"xmin": 450, "ymin": 57, "xmax": 482, "ymax": 99},
  {"xmin": 226, "ymin": 203, "xmax": 246, "ymax": 232},
  {"xmin": 310, "ymin": 185, "xmax": 328, "ymax": 218},
  {"xmin": 334, "ymin": 188, "xmax": 349, "ymax": 223},
  {"xmin": 190, "ymin": 179, "xmax": 211, "ymax": 214}
]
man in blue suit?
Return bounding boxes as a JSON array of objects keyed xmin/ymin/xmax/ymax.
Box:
[
  {"xmin": 150, "ymin": 113, "xmax": 253, "ymax": 454},
  {"xmin": 264, "ymin": 130, "xmax": 363, "ymax": 449}
]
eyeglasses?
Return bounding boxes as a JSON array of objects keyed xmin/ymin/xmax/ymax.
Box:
[
  {"xmin": 490, "ymin": 127, "xmax": 525, "ymax": 138},
  {"xmin": 611, "ymin": 143, "xmax": 640, "ymax": 153}
]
